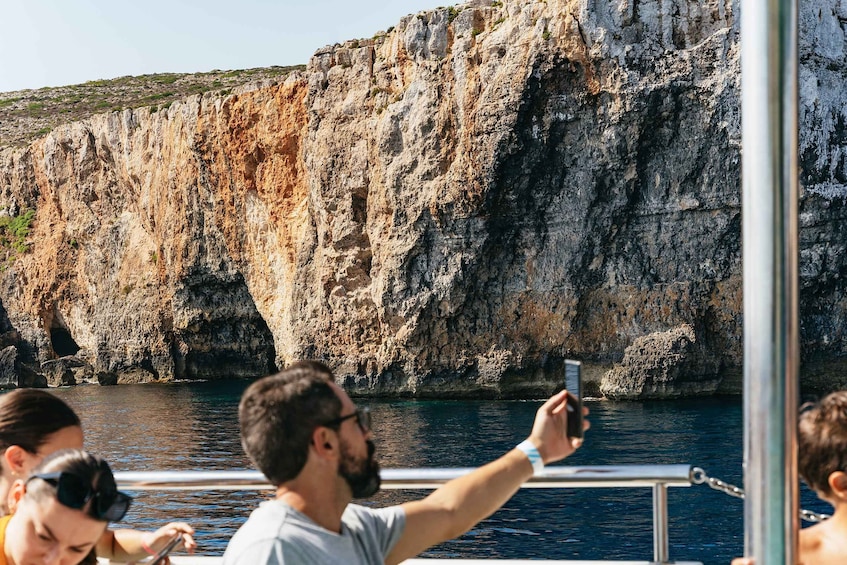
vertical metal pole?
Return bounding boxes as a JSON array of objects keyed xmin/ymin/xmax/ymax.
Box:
[
  {"xmin": 741, "ymin": 0, "xmax": 800, "ymax": 561},
  {"xmin": 652, "ymin": 483, "xmax": 669, "ymax": 564}
]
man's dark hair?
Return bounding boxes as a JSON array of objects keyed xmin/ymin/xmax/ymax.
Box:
[
  {"xmin": 0, "ymin": 389, "xmax": 81, "ymax": 453},
  {"xmin": 239, "ymin": 360, "xmax": 342, "ymax": 485},
  {"xmin": 798, "ymin": 391, "xmax": 847, "ymax": 495}
]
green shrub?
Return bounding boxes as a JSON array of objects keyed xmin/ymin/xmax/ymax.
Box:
[
  {"xmin": 155, "ymin": 74, "xmax": 180, "ymax": 85},
  {"xmin": 0, "ymin": 209, "xmax": 36, "ymax": 258},
  {"xmin": 146, "ymin": 92, "xmax": 175, "ymax": 101},
  {"xmin": 6, "ymin": 209, "xmax": 35, "ymax": 239}
]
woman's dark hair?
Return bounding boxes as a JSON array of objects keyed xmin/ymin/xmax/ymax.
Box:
[
  {"xmin": 0, "ymin": 389, "xmax": 80, "ymax": 453},
  {"xmin": 798, "ymin": 391, "xmax": 847, "ymax": 495},
  {"xmin": 239, "ymin": 360, "xmax": 341, "ymax": 485},
  {"xmin": 26, "ymin": 448, "xmax": 123, "ymax": 523}
]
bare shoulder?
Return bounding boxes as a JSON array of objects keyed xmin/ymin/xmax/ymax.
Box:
[
  {"xmin": 799, "ymin": 521, "xmax": 847, "ymax": 565},
  {"xmin": 799, "ymin": 522, "xmax": 825, "ymax": 553}
]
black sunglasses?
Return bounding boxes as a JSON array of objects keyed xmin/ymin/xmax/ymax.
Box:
[
  {"xmin": 322, "ymin": 407, "xmax": 371, "ymax": 433},
  {"xmin": 27, "ymin": 472, "xmax": 132, "ymax": 522}
]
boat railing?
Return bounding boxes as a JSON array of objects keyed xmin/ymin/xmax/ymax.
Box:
[{"xmin": 113, "ymin": 464, "xmax": 702, "ymax": 565}]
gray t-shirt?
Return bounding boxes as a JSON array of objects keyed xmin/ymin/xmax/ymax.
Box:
[{"xmin": 222, "ymin": 500, "xmax": 406, "ymax": 565}]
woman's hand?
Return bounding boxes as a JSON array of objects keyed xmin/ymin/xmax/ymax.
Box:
[
  {"xmin": 102, "ymin": 522, "xmax": 197, "ymax": 562},
  {"xmin": 143, "ymin": 522, "xmax": 197, "ymax": 555}
]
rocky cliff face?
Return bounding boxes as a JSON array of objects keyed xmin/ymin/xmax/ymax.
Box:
[{"xmin": 0, "ymin": 0, "xmax": 845, "ymax": 396}]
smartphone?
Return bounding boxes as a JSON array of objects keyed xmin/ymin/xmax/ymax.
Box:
[
  {"xmin": 564, "ymin": 359, "xmax": 583, "ymax": 438},
  {"xmin": 148, "ymin": 533, "xmax": 183, "ymax": 565}
]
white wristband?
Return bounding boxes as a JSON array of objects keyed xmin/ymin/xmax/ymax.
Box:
[{"xmin": 516, "ymin": 439, "xmax": 544, "ymax": 475}]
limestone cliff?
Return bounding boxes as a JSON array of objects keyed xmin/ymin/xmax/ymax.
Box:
[{"xmin": 0, "ymin": 0, "xmax": 845, "ymax": 396}]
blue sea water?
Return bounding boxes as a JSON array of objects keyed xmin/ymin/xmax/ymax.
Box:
[{"xmin": 51, "ymin": 382, "xmax": 832, "ymax": 565}]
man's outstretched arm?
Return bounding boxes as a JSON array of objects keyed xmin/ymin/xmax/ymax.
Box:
[{"xmin": 385, "ymin": 390, "xmax": 588, "ymax": 565}]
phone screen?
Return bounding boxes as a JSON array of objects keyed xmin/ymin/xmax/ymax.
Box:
[{"xmin": 564, "ymin": 359, "xmax": 583, "ymax": 438}]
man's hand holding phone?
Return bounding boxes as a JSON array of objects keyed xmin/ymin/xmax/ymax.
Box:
[{"xmin": 526, "ymin": 390, "xmax": 590, "ymax": 465}]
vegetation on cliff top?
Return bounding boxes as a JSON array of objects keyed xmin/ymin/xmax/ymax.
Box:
[{"xmin": 0, "ymin": 66, "xmax": 304, "ymax": 149}]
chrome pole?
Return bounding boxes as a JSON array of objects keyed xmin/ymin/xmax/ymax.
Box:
[
  {"xmin": 740, "ymin": 0, "xmax": 800, "ymax": 561},
  {"xmin": 652, "ymin": 483, "xmax": 669, "ymax": 564}
]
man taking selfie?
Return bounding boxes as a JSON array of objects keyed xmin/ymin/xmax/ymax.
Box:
[{"xmin": 223, "ymin": 360, "xmax": 589, "ymax": 565}]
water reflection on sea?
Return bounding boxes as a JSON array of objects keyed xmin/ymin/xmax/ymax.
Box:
[{"xmin": 50, "ymin": 383, "xmax": 832, "ymax": 565}]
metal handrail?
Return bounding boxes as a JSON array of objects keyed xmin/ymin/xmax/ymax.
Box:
[
  {"xmin": 114, "ymin": 464, "xmax": 693, "ymax": 491},
  {"xmin": 114, "ymin": 465, "xmax": 694, "ymax": 564}
]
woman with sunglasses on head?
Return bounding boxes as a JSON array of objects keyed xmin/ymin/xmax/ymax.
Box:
[
  {"xmin": 2, "ymin": 448, "xmax": 130, "ymax": 565},
  {"xmin": 0, "ymin": 389, "xmax": 196, "ymax": 562}
]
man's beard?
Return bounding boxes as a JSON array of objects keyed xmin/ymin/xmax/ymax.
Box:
[{"xmin": 339, "ymin": 438, "xmax": 381, "ymax": 498}]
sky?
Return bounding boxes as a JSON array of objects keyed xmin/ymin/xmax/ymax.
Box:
[{"xmin": 0, "ymin": 0, "xmax": 449, "ymax": 93}]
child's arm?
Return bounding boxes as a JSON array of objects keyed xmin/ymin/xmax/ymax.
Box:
[{"xmin": 96, "ymin": 522, "xmax": 196, "ymax": 560}]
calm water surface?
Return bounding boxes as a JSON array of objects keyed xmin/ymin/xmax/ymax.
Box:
[{"xmin": 50, "ymin": 382, "xmax": 830, "ymax": 565}]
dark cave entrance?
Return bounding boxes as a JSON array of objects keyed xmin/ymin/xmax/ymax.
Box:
[{"xmin": 50, "ymin": 327, "xmax": 80, "ymax": 357}]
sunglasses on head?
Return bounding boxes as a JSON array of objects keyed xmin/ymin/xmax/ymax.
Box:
[
  {"xmin": 27, "ymin": 471, "xmax": 132, "ymax": 522},
  {"xmin": 322, "ymin": 407, "xmax": 371, "ymax": 433}
]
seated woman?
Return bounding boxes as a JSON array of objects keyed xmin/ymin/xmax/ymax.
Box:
[
  {"xmin": 2, "ymin": 448, "xmax": 130, "ymax": 565},
  {"xmin": 0, "ymin": 389, "xmax": 196, "ymax": 561}
]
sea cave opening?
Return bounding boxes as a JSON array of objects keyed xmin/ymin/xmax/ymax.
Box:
[{"xmin": 50, "ymin": 327, "xmax": 80, "ymax": 357}]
